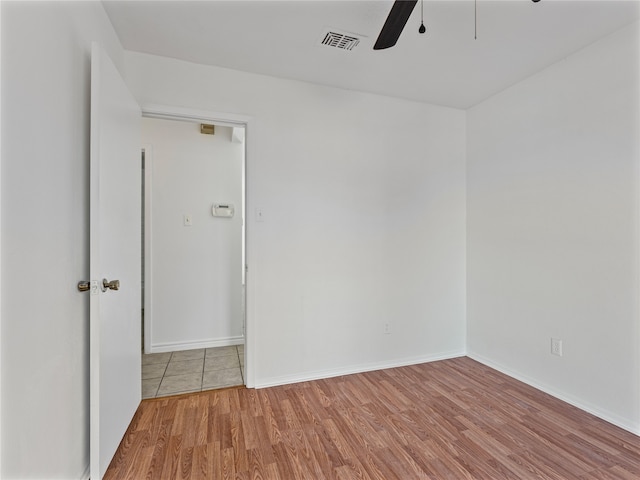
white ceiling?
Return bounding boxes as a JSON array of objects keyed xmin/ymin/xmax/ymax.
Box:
[{"xmin": 102, "ymin": 0, "xmax": 640, "ymax": 109}]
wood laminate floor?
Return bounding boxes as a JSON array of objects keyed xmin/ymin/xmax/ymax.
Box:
[{"xmin": 104, "ymin": 357, "xmax": 640, "ymax": 479}]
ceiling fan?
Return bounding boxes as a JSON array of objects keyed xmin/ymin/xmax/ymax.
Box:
[
  {"xmin": 373, "ymin": 0, "xmax": 418, "ymax": 50},
  {"xmin": 373, "ymin": 0, "xmax": 541, "ymax": 50}
]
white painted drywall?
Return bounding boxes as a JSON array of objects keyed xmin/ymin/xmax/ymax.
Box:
[
  {"xmin": 1, "ymin": 1, "xmax": 126, "ymax": 478},
  {"xmin": 142, "ymin": 118, "xmax": 244, "ymax": 351},
  {"xmin": 467, "ymin": 23, "xmax": 640, "ymax": 433},
  {"xmin": 125, "ymin": 53, "xmax": 468, "ymax": 387},
  {"xmin": 1, "ymin": 3, "xmax": 637, "ymax": 479},
  {"xmin": 2, "ymin": 7, "xmax": 638, "ymax": 480}
]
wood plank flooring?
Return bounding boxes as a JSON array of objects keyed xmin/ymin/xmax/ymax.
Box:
[{"xmin": 104, "ymin": 357, "xmax": 640, "ymax": 479}]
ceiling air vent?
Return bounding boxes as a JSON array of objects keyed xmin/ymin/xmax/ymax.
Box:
[{"xmin": 319, "ymin": 30, "xmax": 362, "ymax": 51}]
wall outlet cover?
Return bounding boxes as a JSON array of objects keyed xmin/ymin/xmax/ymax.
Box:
[{"xmin": 551, "ymin": 338, "xmax": 563, "ymax": 356}]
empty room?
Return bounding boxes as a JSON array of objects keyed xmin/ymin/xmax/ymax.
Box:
[{"xmin": 1, "ymin": 0, "xmax": 639, "ymax": 479}]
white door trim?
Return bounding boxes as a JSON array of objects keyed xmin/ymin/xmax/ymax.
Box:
[
  {"xmin": 0, "ymin": 5, "xmax": 3, "ymax": 470},
  {"xmin": 140, "ymin": 104, "xmax": 254, "ymax": 388},
  {"xmin": 142, "ymin": 103, "xmax": 249, "ymax": 128},
  {"xmin": 142, "ymin": 144, "xmax": 153, "ymax": 355}
]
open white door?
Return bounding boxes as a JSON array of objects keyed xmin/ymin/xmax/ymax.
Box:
[{"xmin": 89, "ymin": 43, "xmax": 141, "ymax": 479}]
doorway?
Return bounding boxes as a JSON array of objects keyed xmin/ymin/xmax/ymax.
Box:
[{"xmin": 140, "ymin": 114, "xmax": 247, "ymax": 398}]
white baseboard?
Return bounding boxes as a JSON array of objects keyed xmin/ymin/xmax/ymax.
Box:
[
  {"xmin": 467, "ymin": 352, "xmax": 640, "ymax": 436},
  {"xmin": 149, "ymin": 336, "xmax": 244, "ymax": 353},
  {"xmin": 254, "ymin": 350, "xmax": 466, "ymax": 389}
]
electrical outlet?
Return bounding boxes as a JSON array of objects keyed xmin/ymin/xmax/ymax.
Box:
[
  {"xmin": 384, "ymin": 323, "xmax": 392, "ymax": 334},
  {"xmin": 551, "ymin": 338, "xmax": 563, "ymax": 356}
]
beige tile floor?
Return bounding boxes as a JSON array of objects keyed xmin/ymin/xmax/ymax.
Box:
[{"xmin": 141, "ymin": 345, "xmax": 244, "ymax": 399}]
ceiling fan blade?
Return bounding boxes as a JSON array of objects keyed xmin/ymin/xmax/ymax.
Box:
[{"xmin": 373, "ymin": 0, "xmax": 418, "ymax": 50}]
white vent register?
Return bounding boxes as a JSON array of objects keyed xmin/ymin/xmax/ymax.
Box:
[
  {"xmin": 212, "ymin": 203, "xmax": 234, "ymax": 218},
  {"xmin": 319, "ymin": 29, "xmax": 363, "ymax": 51}
]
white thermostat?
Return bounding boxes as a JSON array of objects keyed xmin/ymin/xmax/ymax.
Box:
[{"xmin": 212, "ymin": 203, "xmax": 234, "ymax": 218}]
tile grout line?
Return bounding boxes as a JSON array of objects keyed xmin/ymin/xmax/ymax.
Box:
[
  {"xmin": 154, "ymin": 354, "xmax": 170, "ymax": 398},
  {"xmin": 237, "ymin": 345, "xmax": 244, "ymax": 384},
  {"xmin": 158, "ymin": 352, "xmax": 172, "ymax": 397},
  {"xmin": 200, "ymin": 351, "xmax": 205, "ymax": 393}
]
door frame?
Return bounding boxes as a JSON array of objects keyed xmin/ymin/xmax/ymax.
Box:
[
  {"xmin": 142, "ymin": 143, "xmax": 153, "ymax": 355},
  {"xmin": 140, "ymin": 104, "xmax": 254, "ymax": 388}
]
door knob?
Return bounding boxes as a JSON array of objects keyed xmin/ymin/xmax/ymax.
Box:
[
  {"xmin": 78, "ymin": 281, "xmax": 91, "ymax": 292},
  {"xmin": 102, "ymin": 278, "xmax": 120, "ymax": 292}
]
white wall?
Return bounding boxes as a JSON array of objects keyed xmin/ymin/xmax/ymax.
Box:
[
  {"xmin": 1, "ymin": 2, "xmax": 636, "ymax": 478},
  {"xmin": 142, "ymin": 118, "xmax": 244, "ymax": 351},
  {"xmin": 125, "ymin": 52, "xmax": 467, "ymax": 387},
  {"xmin": 1, "ymin": 1, "xmax": 125, "ymax": 477},
  {"xmin": 467, "ymin": 23, "xmax": 640, "ymax": 433},
  {"xmin": 1, "ymin": 6, "xmax": 637, "ymax": 480}
]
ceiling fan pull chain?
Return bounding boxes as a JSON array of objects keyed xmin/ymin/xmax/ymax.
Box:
[
  {"xmin": 475, "ymin": 0, "xmax": 477, "ymax": 40},
  {"xmin": 419, "ymin": 0, "xmax": 426, "ymax": 34}
]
